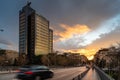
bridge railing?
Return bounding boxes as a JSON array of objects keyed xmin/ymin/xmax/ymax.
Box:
[{"xmin": 94, "ymin": 66, "xmax": 115, "ymax": 80}]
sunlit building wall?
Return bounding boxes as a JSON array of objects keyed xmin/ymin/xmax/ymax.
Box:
[{"xmin": 35, "ymin": 14, "xmax": 49, "ymax": 55}]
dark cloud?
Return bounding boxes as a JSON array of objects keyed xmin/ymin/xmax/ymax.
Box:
[{"xmin": 30, "ymin": 0, "xmax": 120, "ymax": 30}]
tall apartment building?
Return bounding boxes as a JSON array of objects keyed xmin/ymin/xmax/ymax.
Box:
[{"xmin": 19, "ymin": 2, "xmax": 53, "ymax": 61}]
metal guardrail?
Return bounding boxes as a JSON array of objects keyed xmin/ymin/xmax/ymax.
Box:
[
  {"xmin": 72, "ymin": 68, "xmax": 90, "ymax": 80},
  {"xmin": 95, "ymin": 66, "xmax": 115, "ymax": 80}
]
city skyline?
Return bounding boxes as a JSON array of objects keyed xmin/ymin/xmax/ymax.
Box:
[{"xmin": 0, "ymin": 0, "xmax": 120, "ymax": 60}]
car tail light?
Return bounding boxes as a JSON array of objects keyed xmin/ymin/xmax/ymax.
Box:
[{"xmin": 24, "ymin": 71, "xmax": 33, "ymax": 75}]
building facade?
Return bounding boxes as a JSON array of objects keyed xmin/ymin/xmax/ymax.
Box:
[
  {"xmin": 49, "ymin": 29, "xmax": 53, "ymax": 53},
  {"xmin": 19, "ymin": 2, "xmax": 53, "ymax": 61}
]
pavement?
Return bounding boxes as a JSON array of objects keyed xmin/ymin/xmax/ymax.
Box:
[
  {"xmin": 0, "ymin": 73, "xmax": 16, "ymax": 80},
  {"xmin": 0, "ymin": 70, "xmax": 16, "ymax": 74},
  {"xmin": 0, "ymin": 67, "xmax": 87, "ymax": 80},
  {"xmin": 47, "ymin": 67, "xmax": 87, "ymax": 80},
  {"xmin": 81, "ymin": 68, "xmax": 101, "ymax": 80}
]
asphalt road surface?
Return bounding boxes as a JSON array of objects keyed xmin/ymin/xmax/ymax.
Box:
[
  {"xmin": 47, "ymin": 67, "xmax": 87, "ymax": 80},
  {"xmin": 0, "ymin": 66, "xmax": 87, "ymax": 80},
  {"xmin": 0, "ymin": 73, "xmax": 16, "ymax": 80}
]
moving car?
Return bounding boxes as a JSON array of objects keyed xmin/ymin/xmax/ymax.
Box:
[{"xmin": 16, "ymin": 65, "xmax": 54, "ymax": 80}]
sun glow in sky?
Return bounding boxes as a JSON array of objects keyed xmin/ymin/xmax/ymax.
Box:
[
  {"xmin": 54, "ymin": 14, "xmax": 120, "ymax": 60},
  {"xmin": 0, "ymin": 0, "xmax": 120, "ymax": 60},
  {"xmin": 62, "ymin": 48, "xmax": 97, "ymax": 60}
]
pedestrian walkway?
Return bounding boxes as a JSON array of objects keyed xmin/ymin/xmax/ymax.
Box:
[{"xmin": 81, "ymin": 68, "xmax": 101, "ymax": 80}]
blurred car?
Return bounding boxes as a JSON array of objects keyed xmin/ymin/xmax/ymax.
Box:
[{"xmin": 16, "ymin": 65, "xmax": 54, "ymax": 80}]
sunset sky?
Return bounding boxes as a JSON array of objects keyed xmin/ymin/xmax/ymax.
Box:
[{"xmin": 0, "ymin": 0, "xmax": 120, "ymax": 60}]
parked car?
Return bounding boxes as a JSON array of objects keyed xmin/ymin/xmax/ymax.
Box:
[{"xmin": 15, "ymin": 65, "xmax": 54, "ymax": 80}]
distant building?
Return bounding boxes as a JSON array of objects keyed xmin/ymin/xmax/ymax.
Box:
[
  {"xmin": 94, "ymin": 48, "xmax": 118, "ymax": 67},
  {"xmin": 19, "ymin": 2, "xmax": 53, "ymax": 61},
  {"xmin": 0, "ymin": 49, "xmax": 18, "ymax": 65}
]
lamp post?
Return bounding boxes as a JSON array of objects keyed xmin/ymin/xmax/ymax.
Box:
[{"xmin": 0, "ymin": 29, "xmax": 4, "ymax": 32}]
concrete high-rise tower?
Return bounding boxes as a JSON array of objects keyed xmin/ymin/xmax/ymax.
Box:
[{"xmin": 19, "ymin": 2, "xmax": 53, "ymax": 62}]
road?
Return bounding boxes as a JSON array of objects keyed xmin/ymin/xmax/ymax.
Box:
[
  {"xmin": 0, "ymin": 73, "xmax": 16, "ymax": 80},
  {"xmin": 0, "ymin": 67, "xmax": 87, "ymax": 80},
  {"xmin": 47, "ymin": 67, "xmax": 87, "ymax": 80}
]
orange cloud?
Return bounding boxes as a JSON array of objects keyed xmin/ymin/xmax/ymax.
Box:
[
  {"xmin": 54, "ymin": 24, "xmax": 90, "ymax": 41},
  {"xmin": 79, "ymin": 49, "xmax": 97, "ymax": 60},
  {"xmin": 62, "ymin": 48, "xmax": 97, "ymax": 60}
]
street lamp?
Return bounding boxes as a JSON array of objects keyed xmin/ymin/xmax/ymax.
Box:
[{"xmin": 0, "ymin": 29, "xmax": 4, "ymax": 32}]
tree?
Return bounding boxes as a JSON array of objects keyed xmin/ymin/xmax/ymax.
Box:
[
  {"xmin": 17, "ymin": 53, "xmax": 27, "ymax": 66},
  {"xmin": 32, "ymin": 55, "xmax": 43, "ymax": 65},
  {"xmin": 13, "ymin": 58, "xmax": 18, "ymax": 66},
  {"xmin": 41, "ymin": 55, "xmax": 50, "ymax": 66},
  {"xmin": 57, "ymin": 55, "xmax": 68, "ymax": 66},
  {"xmin": 48, "ymin": 53, "xmax": 57, "ymax": 66}
]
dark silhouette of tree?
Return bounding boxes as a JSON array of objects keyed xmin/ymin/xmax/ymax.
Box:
[{"xmin": 13, "ymin": 58, "xmax": 18, "ymax": 66}]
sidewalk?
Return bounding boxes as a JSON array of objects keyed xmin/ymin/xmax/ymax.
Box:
[
  {"xmin": 0, "ymin": 70, "xmax": 17, "ymax": 74},
  {"xmin": 81, "ymin": 68, "xmax": 101, "ymax": 80}
]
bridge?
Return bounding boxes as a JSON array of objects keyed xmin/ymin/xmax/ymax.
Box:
[
  {"xmin": 0, "ymin": 66, "xmax": 115, "ymax": 80},
  {"xmin": 73, "ymin": 66, "xmax": 115, "ymax": 80}
]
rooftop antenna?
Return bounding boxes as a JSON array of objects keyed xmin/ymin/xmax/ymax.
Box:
[{"xmin": 27, "ymin": 1, "xmax": 31, "ymax": 6}]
